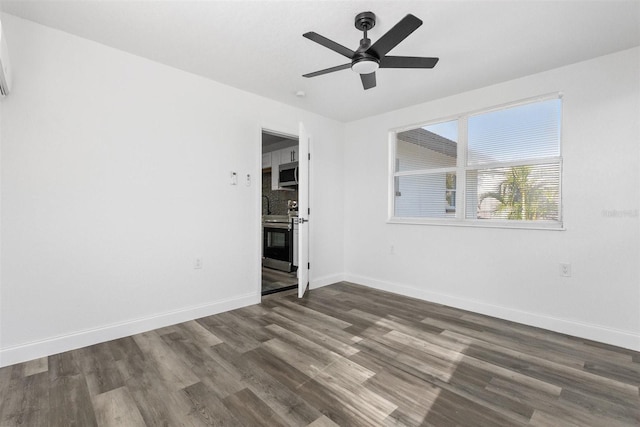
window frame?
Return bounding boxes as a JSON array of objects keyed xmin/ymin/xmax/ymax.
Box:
[{"xmin": 388, "ymin": 93, "xmax": 564, "ymax": 230}]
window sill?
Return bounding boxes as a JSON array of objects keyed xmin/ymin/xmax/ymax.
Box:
[{"xmin": 387, "ymin": 217, "xmax": 565, "ymax": 231}]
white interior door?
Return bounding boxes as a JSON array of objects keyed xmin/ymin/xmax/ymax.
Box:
[{"xmin": 297, "ymin": 122, "xmax": 310, "ymax": 298}]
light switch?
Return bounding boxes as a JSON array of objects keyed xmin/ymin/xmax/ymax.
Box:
[{"xmin": 230, "ymin": 171, "xmax": 237, "ymax": 185}]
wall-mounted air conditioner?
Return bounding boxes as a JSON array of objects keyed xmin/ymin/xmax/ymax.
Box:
[{"xmin": 0, "ymin": 20, "xmax": 12, "ymax": 97}]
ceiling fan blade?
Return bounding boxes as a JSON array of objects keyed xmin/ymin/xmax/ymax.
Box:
[
  {"xmin": 303, "ymin": 63, "xmax": 351, "ymax": 78},
  {"xmin": 360, "ymin": 72, "xmax": 376, "ymax": 90},
  {"xmin": 367, "ymin": 14, "xmax": 422, "ymax": 59},
  {"xmin": 380, "ymin": 56, "xmax": 439, "ymax": 69},
  {"xmin": 303, "ymin": 32, "xmax": 355, "ymax": 59}
]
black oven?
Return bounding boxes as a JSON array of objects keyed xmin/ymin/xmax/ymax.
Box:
[{"xmin": 263, "ymin": 222, "xmax": 293, "ymax": 272}]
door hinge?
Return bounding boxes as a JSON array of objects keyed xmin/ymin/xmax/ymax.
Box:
[
  {"xmin": 308, "ymin": 153, "xmax": 311, "ymax": 160},
  {"xmin": 307, "ymin": 262, "xmax": 310, "ymax": 269},
  {"xmin": 308, "ymin": 208, "xmax": 310, "ymax": 215}
]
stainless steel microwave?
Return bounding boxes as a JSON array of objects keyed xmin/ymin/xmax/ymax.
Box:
[{"xmin": 278, "ymin": 161, "xmax": 298, "ymax": 187}]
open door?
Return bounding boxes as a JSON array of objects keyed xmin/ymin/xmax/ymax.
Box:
[{"xmin": 297, "ymin": 122, "xmax": 310, "ymax": 298}]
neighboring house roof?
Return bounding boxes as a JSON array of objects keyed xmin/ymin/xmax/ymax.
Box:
[{"xmin": 397, "ymin": 128, "xmax": 457, "ymax": 158}]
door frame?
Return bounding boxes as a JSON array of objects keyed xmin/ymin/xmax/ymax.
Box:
[
  {"xmin": 257, "ymin": 124, "xmax": 300, "ymax": 300},
  {"xmin": 297, "ymin": 122, "xmax": 311, "ymax": 298}
]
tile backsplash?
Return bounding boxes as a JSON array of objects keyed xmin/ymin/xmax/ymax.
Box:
[{"xmin": 262, "ymin": 171, "xmax": 298, "ymax": 215}]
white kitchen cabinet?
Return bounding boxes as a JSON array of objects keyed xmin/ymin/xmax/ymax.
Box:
[
  {"xmin": 261, "ymin": 152, "xmax": 271, "ymax": 169},
  {"xmin": 280, "ymin": 146, "xmax": 298, "ymax": 164},
  {"xmin": 270, "ymin": 149, "xmax": 280, "ymax": 190}
]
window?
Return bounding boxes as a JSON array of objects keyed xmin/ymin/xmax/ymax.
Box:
[{"xmin": 391, "ymin": 95, "xmax": 562, "ymax": 228}]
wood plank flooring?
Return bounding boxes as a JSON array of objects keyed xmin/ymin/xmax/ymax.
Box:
[
  {"xmin": 262, "ymin": 267, "xmax": 298, "ymax": 294},
  {"xmin": 0, "ymin": 282, "xmax": 638, "ymax": 426}
]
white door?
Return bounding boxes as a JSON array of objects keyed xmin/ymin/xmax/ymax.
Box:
[{"xmin": 297, "ymin": 122, "xmax": 310, "ymax": 298}]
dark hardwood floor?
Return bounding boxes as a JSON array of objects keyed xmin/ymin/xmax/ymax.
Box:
[
  {"xmin": 262, "ymin": 267, "xmax": 298, "ymax": 295},
  {"xmin": 0, "ymin": 282, "xmax": 638, "ymax": 426}
]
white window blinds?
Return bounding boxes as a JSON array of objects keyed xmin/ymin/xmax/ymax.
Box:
[{"xmin": 391, "ymin": 96, "xmax": 563, "ymax": 227}]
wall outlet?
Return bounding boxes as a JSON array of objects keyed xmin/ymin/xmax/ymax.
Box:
[
  {"xmin": 194, "ymin": 257, "xmax": 203, "ymax": 269},
  {"xmin": 560, "ymin": 263, "xmax": 571, "ymax": 277}
]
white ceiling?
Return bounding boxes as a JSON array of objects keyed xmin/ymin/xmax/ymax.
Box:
[{"xmin": 1, "ymin": 1, "xmax": 639, "ymax": 122}]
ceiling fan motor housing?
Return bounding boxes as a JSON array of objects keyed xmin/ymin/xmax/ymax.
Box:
[{"xmin": 351, "ymin": 38, "xmax": 379, "ymax": 74}]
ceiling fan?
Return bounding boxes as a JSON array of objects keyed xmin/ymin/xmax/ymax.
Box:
[{"xmin": 302, "ymin": 11, "xmax": 439, "ymax": 90}]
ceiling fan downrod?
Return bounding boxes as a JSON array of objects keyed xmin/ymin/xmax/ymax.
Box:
[{"xmin": 352, "ymin": 12, "xmax": 379, "ymax": 74}]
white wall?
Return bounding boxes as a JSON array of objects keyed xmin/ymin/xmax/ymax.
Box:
[
  {"xmin": 1, "ymin": 13, "xmax": 636, "ymax": 368},
  {"xmin": 0, "ymin": 14, "xmax": 345, "ymax": 366},
  {"xmin": 344, "ymin": 47, "xmax": 640, "ymax": 350}
]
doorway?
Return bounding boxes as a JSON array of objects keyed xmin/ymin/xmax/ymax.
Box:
[{"xmin": 261, "ymin": 130, "xmax": 299, "ymax": 295}]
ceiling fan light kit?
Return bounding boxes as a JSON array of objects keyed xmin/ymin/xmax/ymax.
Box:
[
  {"xmin": 303, "ymin": 11, "xmax": 439, "ymax": 90},
  {"xmin": 351, "ymin": 57, "xmax": 379, "ymax": 74}
]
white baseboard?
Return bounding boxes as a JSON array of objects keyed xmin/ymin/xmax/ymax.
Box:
[
  {"xmin": 310, "ymin": 273, "xmax": 345, "ymax": 290},
  {"xmin": 4, "ymin": 275, "xmax": 636, "ymax": 367},
  {"xmin": 0, "ymin": 292, "xmax": 260, "ymax": 368},
  {"xmin": 345, "ymin": 274, "xmax": 640, "ymax": 352}
]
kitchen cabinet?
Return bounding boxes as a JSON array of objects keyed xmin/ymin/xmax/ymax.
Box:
[
  {"xmin": 280, "ymin": 146, "xmax": 298, "ymax": 163},
  {"xmin": 261, "ymin": 152, "xmax": 271, "ymax": 169},
  {"xmin": 270, "ymin": 149, "xmax": 280, "ymax": 190}
]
